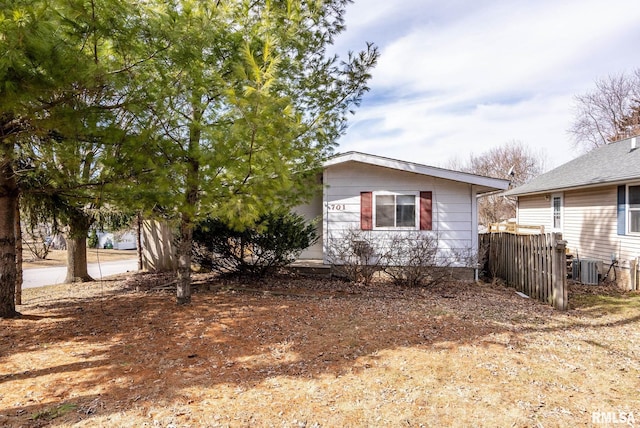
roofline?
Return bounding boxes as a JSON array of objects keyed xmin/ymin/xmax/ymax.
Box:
[
  {"xmin": 505, "ymin": 178, "xmax": 640, "ymax": 197},
  {"xmin": 325, "ymin": 151, "xmax": 510, "ymax": 193},
  {"xmin": 504, "ymin": 137, "xmax": 640, "ymax": 197}
]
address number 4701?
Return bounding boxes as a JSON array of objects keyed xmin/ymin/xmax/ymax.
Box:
[{"xmin": 328, "ymin": 204, "xmax": 346, "ymax": 211}]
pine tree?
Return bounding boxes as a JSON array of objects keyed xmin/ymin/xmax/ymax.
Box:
[
  {"xmin": 1, "ymin": 0, "xmax": 148, "ymax": 316},
  {"xmin": 1, "ymin": 0, "xmax": 378, "ymax": 315},
  {"xmin": 18, "ymin": 0, "xmax": 150, "ymax": 283},
  {"xmin": 0, "ymin": 1, "xmax": 85, "ymax": 317},
  {"xmin": 136, "ymin": 0, "xmax": 378, "ymax": 304}
]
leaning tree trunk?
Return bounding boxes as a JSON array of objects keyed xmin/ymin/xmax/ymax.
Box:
[
  {"xmin": 0, "ymin": 145, "xmax": 20, "ymax": 318},
  {"xmin": 64, "ymin": 213, "xmax": 94, "ymax": 283}
]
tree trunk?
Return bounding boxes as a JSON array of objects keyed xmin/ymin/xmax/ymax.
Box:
[
  {"xmin": 176, "ymin": 167, "xmax": 199, "ymax": 305},
  {"xmin": 136, "ymin": 212, "xmax": 143, "ymax": 271},
  {"xmin": 176, "ymin": 213, "xmax": 193, "ymax": 305},
  {"xmin": 0, "ymin": 145, "xmax": 20, "ymax": 318},
  {"xmin": 176, "ymin": 107, "xmax": 201, "ymax": 305},
  {"xmin": 15, "ymin": 197, "xmax": 23, "ymax": 306},
  {"xmin": 64, "ymin": 213, "xmax": 93, "ymax": 283}
]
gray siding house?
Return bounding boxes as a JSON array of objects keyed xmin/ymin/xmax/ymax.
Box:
[{"xmin": 504, "ymin": 137, "xmax": 640, "ymax": 288}]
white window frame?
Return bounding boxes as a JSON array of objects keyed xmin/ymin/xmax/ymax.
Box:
[
  {"xmin": 372, "ymin": 191, "xmax": 420, "ymax": 230},
  {"xmin": 551, "ymin": 193, "xmax": 563, "ymax": 231},
  {"xmin": 627, "ymin": 183, "xmax": 640, "ymax": 235}
]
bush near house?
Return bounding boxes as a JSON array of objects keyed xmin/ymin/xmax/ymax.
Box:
[
  {"xmin": 328, "ymin": 228, "xmax": 475, "ymax": 287},
  {"xmin": 192, "ymin": 212, "xmax": 317, "ymax": 277}
]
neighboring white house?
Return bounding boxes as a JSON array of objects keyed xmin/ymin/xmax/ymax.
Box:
[
  {"xmin": 96, "ymin": 230, "xmax": 137, "ymax": 250},
  {"xmin": 503, "ymin": 136, "xmax": 640, "ymax": 289},
  {"xmin": 296, "ymin": 152, "xmax": 510, "ymax": 266}
]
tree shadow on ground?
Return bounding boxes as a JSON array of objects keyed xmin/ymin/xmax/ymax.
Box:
[{"xmin": 1, "ymin": 276, "xmax": 639, "ymax": 426}]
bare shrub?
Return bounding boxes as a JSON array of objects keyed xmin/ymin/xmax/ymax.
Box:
[
  {"xmin": 326, "ymin": 228, "xmax": 388, "ymax": 285},
  {"xmin": 476, "ymin": 234, "xmax": 495, "ymax": 280},
  {"xmin": 384, "ymin": 232, "xmax": 476, "ymax": 287},
  {"xmin": 22, "ymin": 224, "xmax": 54, "ymax": 260},
  {"xmin": 328, "ymin": 229, "xmax": 477, "ymax": 287},
  {"xmin": 382, "ymin": 232, "xmax": 444, "ymax": 287},
  {"xmin": 485, "ymin": 234, "xmax": 504, "ymax": 282}
]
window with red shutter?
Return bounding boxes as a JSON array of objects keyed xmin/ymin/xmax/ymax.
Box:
[{"xmin": 358, "ymin": 191, "xmax": 432, "ymax": 230}]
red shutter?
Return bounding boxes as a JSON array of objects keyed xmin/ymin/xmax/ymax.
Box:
[
  {"xmin": 361, "ymin": 191, "xmax": 373, "ymax": 230},
  {"xmin": 420, "ymin": 191, "xmax": 432, "ymax": 230}
]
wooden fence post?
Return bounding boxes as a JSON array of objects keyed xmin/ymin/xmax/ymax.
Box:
[{"xmin": 552, "ymin": 233, "xmax": 568, "ymax": 310}]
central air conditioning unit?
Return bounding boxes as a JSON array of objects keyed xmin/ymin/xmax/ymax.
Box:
[{"xmin": 579, "ymin": 259, "xmax": 599, "ymax": 285}]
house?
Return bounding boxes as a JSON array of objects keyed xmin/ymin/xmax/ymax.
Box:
[
  {"xmin": 96, "ymin": 230, "xmax": 137, "ymax": 250},
  {"xmin": 503, "ymin": 136, "xmax": 640, "ymax": 288},
  {"xmin": 295, "ymin": 152, "xmax": 510, "ymax": 272}
]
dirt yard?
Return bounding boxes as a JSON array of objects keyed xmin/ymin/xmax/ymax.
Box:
[{"xmin": 1, "ymin": 274, "xmax": 639, "ymax": 427}]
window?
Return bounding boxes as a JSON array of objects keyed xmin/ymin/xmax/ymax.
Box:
[
  {"xmin": 629, "ymin": 185, "xmax": 640, "ymax": 233},
  {"xmin": 360, "ymin": 191, "xmax": 432, "ymax": 231},
  {"xmin": 551, "ymin": 193, "xmax": 562, "ymax": 230},
  {"xmin": 375, "ymin": 194, "xmax": 416, "ymax": 228}
]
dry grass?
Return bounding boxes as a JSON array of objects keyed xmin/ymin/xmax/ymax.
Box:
[
  {"xmin": 22, "ymin": 249, "xmax": 137, "ymax": 269},
  {"xmin": 1, "ymin": 275, "xmax": 639, "ymax": 427}
]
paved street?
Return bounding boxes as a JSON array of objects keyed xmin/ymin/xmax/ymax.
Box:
[{"xmin": 23, "ymin": 259, "xmax": 138, "ymax": 289}]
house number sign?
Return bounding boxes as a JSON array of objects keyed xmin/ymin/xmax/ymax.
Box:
[{"xmin": 328, "ymin": 204, "xmax": 346, "ymax": 211}]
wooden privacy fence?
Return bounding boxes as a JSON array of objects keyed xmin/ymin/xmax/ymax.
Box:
[{"xmin": 479, "ymin": 232, "xmax": 568, "ymax": 310}]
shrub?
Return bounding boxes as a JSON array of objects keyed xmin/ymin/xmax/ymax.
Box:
[
  {"xmin": 23, "ymin": 225, "xmax": 54, "ymax": 260},
  {"xmin": 103, "ymin": 238, "xmax": 113, "ymax": 249},
  {"xmin": 327, "ymin": 228, "xmax": 473, "ymax": 287},
  {"xmin": 326, "ymin": 228, "xmax": 388, "ymax": 285},
  {"xmin": 383, "ymin": 232, "xmax": 441, "ymax": 287},
  {"xmin": 192, "ymin": 212, "xmax": 317, "ymax": 277},
  {"xmin": 384, "ymin": 232, "xmax": 476, "ymax": 287}
]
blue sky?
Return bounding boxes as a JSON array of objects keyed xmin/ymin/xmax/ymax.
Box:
[{"xmin": 332, "ymin": 0, "xmax": 640, "ymax": 170}]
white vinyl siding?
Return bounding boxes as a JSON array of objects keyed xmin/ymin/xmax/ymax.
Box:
[
  {"xmin": 518, "ymin": 186, "xmax": 640, "ymax": 264},
  {"xmin": 516, "ymin": 195, "xmax": 553, "ymax": 231},
  {"xmin": 563, "ymin": 187, "xmax": 617, "ymax": 261},
  {"xmin": 323, "ymin": 162, "xmax": 476, "ymax": 265},
  {"xmin": 293, "ymin": 186, "xmax": 324, "ymax": 260}
]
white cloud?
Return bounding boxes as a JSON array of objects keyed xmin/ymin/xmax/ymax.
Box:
[
  {"xmin": 334, "ymin": 0, "xmax": 640, "ymax": 171},
  {"xmin": 341, "ymin": 93, "xmax": 574, "ymax": 169}
]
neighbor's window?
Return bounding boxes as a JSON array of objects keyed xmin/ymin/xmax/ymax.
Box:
[
  {"xmin": 629, "ymin": 185, "xmax": 640, "ymax": 233},
  {"xmin": 375, "ymin": 194, "xmax": 417, "ymax": 228},
  {"xmin": 552, "ymin": 194, "xmax": 562, "ymax": 230}
]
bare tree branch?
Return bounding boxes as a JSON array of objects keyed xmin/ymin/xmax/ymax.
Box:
[{"xmin": 569, "ymin": 70, "xmax": 640, "ymax": 151}]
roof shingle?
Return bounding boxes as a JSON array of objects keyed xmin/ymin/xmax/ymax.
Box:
[{"xmin": 504, "ymin": 137, "xmax": 640, "ymax": 196}]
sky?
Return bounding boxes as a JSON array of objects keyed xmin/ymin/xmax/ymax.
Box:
[{"xmin": 332, "ymin": 0, "xmax": 640, "ymax": 171}]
